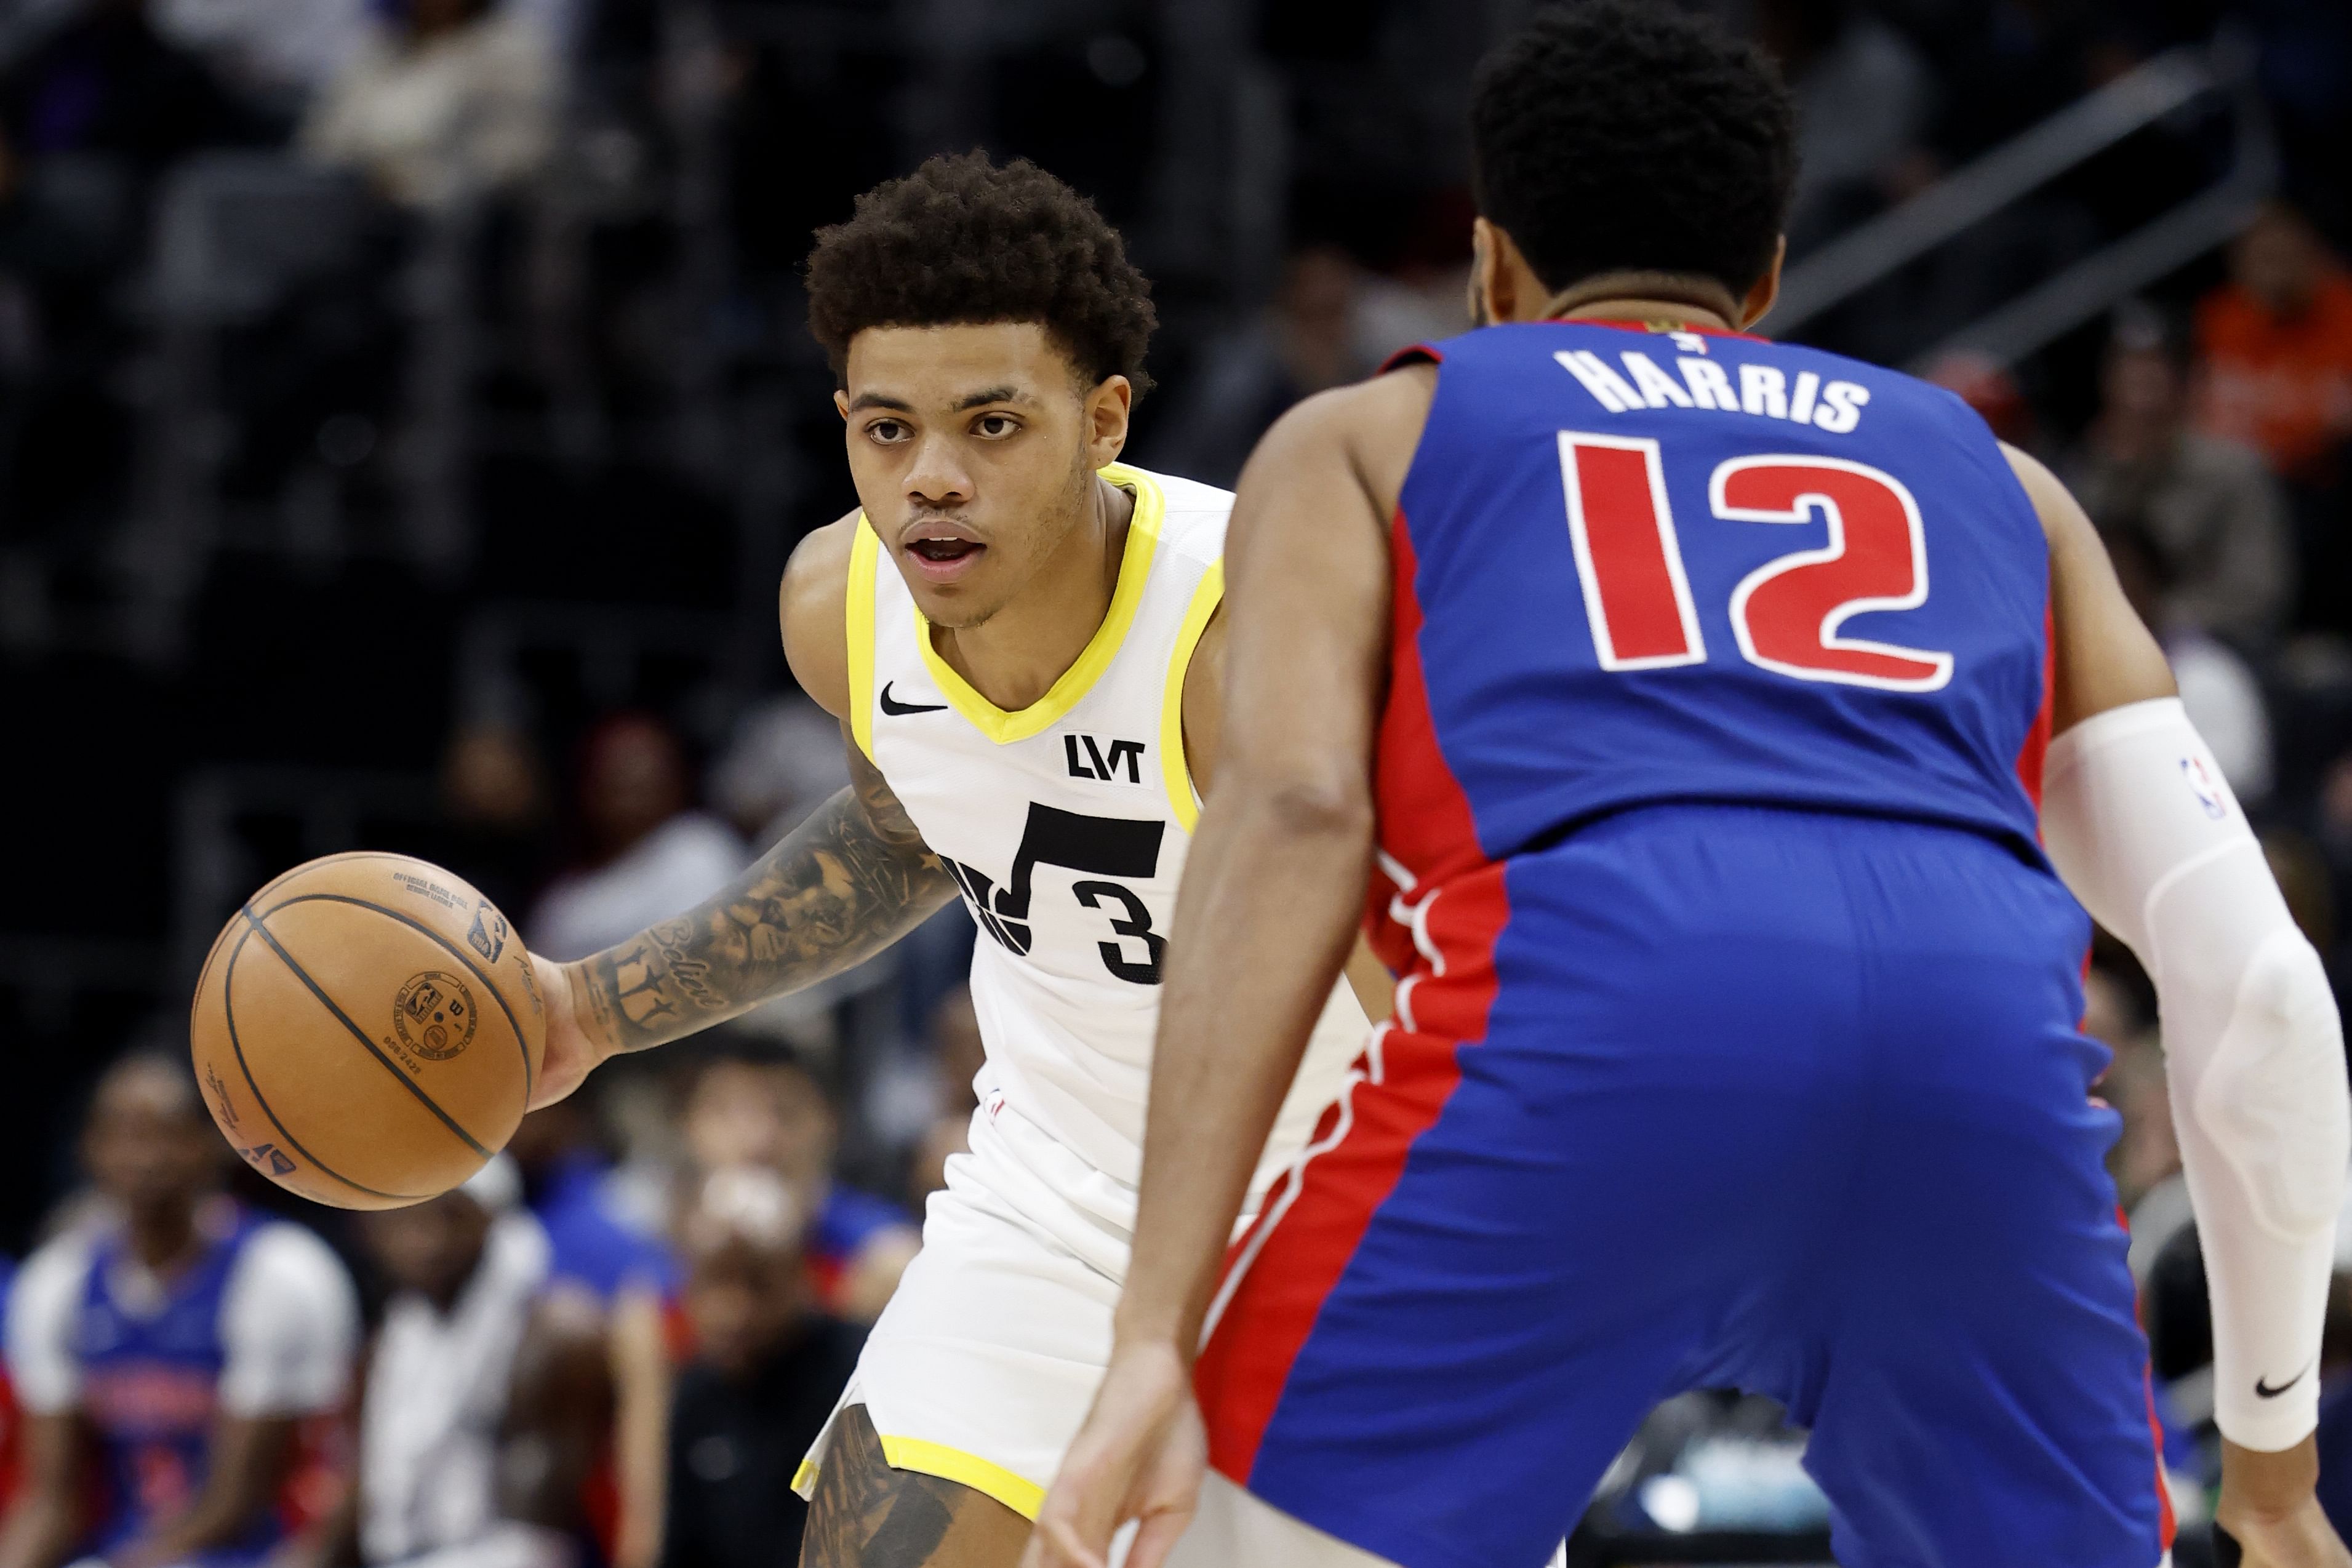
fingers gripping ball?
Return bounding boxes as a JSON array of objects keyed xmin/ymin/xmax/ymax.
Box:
[{"xmin": 190, "ymin": 853, "xmax": 547, "ymax": 1210}]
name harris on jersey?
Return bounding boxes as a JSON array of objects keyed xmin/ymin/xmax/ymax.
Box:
[{"xmin": 1554, "ymin": 330, "xmax": 1873, "ymax": 436}]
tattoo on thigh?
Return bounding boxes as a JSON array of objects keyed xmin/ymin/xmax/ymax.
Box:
[{"xmin": 802, "ymin": 1406, "xmax": 1009, "ymax": 1568}]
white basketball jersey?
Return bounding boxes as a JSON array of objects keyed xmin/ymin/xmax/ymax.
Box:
[{"xmin": 847, "ymin": 462, "xmax": 1367, "ymax": 1194}]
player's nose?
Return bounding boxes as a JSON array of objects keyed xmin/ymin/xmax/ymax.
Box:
[{"xmin": 904, "ymin": 430, "xmax": 974, "ymax": 506}]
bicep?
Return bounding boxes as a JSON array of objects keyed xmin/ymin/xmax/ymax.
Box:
[
  {"xmin": 1178, "ymin": 608, "xmax": 1226, "ymax": 794},
  {"xmin": 2006, "ymin": 445, "xmax": 2176, "ymax": 735}
]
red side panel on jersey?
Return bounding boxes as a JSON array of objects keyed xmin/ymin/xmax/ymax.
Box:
[
  {"xmin": 2015, "ymin": 604, "xmax": 2057, "ymax": 823},
  {"xmin": 1196, "ymin": 508, "xmax": 1510, "ymax": 1483}
]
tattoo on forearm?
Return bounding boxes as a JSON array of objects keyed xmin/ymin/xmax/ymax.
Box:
[{"xmin": 577, "ymin": 743, "xmax": 954, "ymax": 1054}]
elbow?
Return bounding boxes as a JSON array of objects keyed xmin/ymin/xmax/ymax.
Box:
[{"xmin": 1231, "ymin": 770, "xmax": 1375, "ymax": 849}]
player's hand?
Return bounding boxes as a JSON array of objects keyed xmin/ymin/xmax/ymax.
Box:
[
  {"xmin": 1024, "ymin": 1340, "xmax": 1205, "ymax": 1568},
  {"xmin": 527, "ymin": 953, "xmax": 606, "ymax": 1108},
  {"xmin": 2219, "ymin": 1437, "xmax": 2352, "ymax": 1567}
]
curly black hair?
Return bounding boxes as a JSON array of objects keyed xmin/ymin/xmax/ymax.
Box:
[
  {"xmin": 1471, "ymin": 2, "xmax": 1797, "ymax": 300},
  {"xmin": 805, "ymin": 152, "xmax": 1158, "ymax": 399}
]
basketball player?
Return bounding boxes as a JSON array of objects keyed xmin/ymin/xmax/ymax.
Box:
[
  {"xmin": 1028, "ymin": 9, "xmax": 2352, "ymax": 1568},
  {"xmin": 519, "ymin": 153, "xmax": 1375, "ymax": 1567},
  {"xmin": 1, "ymin": 1054, "xmax": 359, "ymax": 1568}
]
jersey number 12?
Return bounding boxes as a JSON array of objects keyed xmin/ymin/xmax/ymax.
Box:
[{"xmin": 1559, "ymin": 434, "xmax": 1953, "ymax": 692}]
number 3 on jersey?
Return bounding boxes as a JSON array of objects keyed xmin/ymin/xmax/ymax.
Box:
[
  {"xmin": 1559, "ymin": 433, "xmax": 1953, "ymax": 692},
  {"xmin": 945, "ymin": 803, "xmax": 1167, "ymax": 985}
]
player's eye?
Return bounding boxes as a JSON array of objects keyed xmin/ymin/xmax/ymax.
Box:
[
  {"xmin": 867, "ymin": 418, "xmax": 910, "ymax": 444},
  {"xmin": 972, "ymin": 414, "xmax": 1019, "ymax": 439}
]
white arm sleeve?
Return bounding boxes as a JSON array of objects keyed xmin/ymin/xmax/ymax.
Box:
[
  {"xmin": 217, "ymin": 1223, "xmax": 361, "ymax": 1418},
  {"xmin": 2042, "ymin": 697, "xmax": 2349, "ymax": 1452}
]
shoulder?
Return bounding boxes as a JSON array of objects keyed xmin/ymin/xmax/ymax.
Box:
[
  {"xmin": 6, "ymin": 1230, "xmax": 98, "ymax": 1409},
  {"xmin": 2001, "ymin": 441, "xmax": 2088, "ymax": 552},
  {"xmin": 223, "ymin": 1221, "xmax": 358, "ymax": 1331},
  {"xmin": 780, "ymin": 510, "xmax": 865, "ymax": 720},
  {"xmin": 233, "ymin": 1221, "xmax": 354, "ymax": 1296},
  {"xmin": 9, "ymin": 1230, "xmax": 97, "ymax": 1342}
]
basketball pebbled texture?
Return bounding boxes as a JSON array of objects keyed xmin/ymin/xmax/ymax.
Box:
[{"xmin": 190, "ymin": 852, "xmax": 546, "ymax": 1210}]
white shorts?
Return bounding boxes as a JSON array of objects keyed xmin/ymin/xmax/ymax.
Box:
[{"xmin": 794, "ymin": 1091, "xmax": 1142, "ymax": 1521}]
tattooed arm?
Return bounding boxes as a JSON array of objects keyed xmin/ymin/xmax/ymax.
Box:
[
  {"xmin": 578, "ymin": 741, "xmax": 951, "ymax": 1048},
  {"xmin": 528, "ymin": 513, "xmax": 951, "ymax": 1104}
]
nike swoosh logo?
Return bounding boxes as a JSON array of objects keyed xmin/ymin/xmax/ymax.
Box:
[
  {"xmin": 879, "ymin": 682, "xmax": 948, "ymax": 716},
  {"xmin": 2256, "ymin": 1366, "xmax": 2311, "ymax": 1399}
]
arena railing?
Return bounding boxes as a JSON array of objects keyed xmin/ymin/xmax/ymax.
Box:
[{"xmin": 1770, "ymin": 38, "xmax": 2276, "ymax": 370}]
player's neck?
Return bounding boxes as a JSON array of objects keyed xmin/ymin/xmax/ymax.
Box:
[
  {"xmin": 1550, "ymin": 296, "xmax": 1737, "ymax": 334},
  {"xmin": 124, "ymin": 1204, "xmax": 203, "ymax": 1276},
  {"xmin": 935, "ymin": 472, "xmax": 1135, "ymax": 712}
]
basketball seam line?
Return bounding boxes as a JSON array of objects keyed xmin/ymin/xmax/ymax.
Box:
[
  {"xmin": 219, "ymin": 922, "xmax": 425, "ymax": 1202},
  {"xmin": 238, "ymin": 906, "xmax": 494, "ymax": 1160},
  {"xmin": 255, "ymin": 891, "xmax": 535, "ymax": 1104}
]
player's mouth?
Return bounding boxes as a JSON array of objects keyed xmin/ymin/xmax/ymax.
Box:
[{"xmin": 900, "ymin": 520, "xmax": 987, "ymax": 583}]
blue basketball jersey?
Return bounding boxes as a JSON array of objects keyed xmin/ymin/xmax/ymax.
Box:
[
  {"xmin": 1383, "ymin": 321, "xmax": 2053, "ymax": 876},
  {"xmin": 74, "ymin": 1210, "xmax": 276, "ymax": 1561}
]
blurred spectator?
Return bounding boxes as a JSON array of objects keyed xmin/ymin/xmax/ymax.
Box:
[
  {"xmin": 1154, "ymin": 245, "xmax": 1371, "ymax": 487},
  {"xmin": 0, "ymin": 0, "xmax": 247, "ymax": 298},
  {"xmin": 0, "ymin": 1053, "xmax": 358, "ymax": 1568},
  {"xmin": 503, "ymin": 1103, "xmax": 674, "ymax": 1568},
  {"xmin": 1754, "ymin": 0, "xmax": 1934, "ymax": 254},
  {"xmin": 438, "ymin": 722, "xmax": 554, "ymax": 932},
  {"xmin": 662, "ymin": 1167, "xmax": 863, "ymax": 1568},
  {"xmin": 2065, "ymin": 304, "xmax": 2293, "ymax": 646},
  {"xmin": 2102, "ymin": 1038, "xmax": 2180, "ymax": 1217},
  {"xmin": 152, "ymin": 0, "xmax": 370, "ymax": 119},
  {"xmin": 2197, "ymin": 202, "xmax": 2352, "ymax": 633},
  {"xmin": 679, "ymin": 1049, "xmax": 918, "ymax": 1326},
  {"xmin": 1922, "ymin": 350, "xmax": 2044, "ymax": 457},
  {"xmin": 506, "ymin": 1102, "xmax": 676, "ymax": 1316},
  {"xmin": 2108, "ymin": 535, "xmax": 2276, "ymax": 804},
  {"xmin": 527, "ymin": 713, "xmax": 746, "ymax": 964},
  {"xmin": 708, "ymin": 695, "xmax": 849, "ymax": 851},
  {"xmin": 298, "ymin": 0, "xmax": 555, "ymax": 212},
  {"xmin": 343, "ymin": 1158, "xmax": 608, "ymax": 1568},
  {"xmin": 2319, "ymin": 753, "xmax": 2352, "ymax": 964},
  {"xmin": 2198, "ymin": 202, "xmax": 2352, "ymax": 485},
  {"xmin": 905, "ymin": 986, "xmax": 984, "ymax": 1210},
  {"xmin": 0, "ymin": 0, "xmax": 247, "ymax": 187}
]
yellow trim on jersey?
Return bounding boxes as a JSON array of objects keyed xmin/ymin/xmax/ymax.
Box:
[
  {"xmin": 912, "ymin": 463, "xmax": 1166, "ymax": 746},
  {"xmin": 846, "ymin": 520, "xmax": 881, "ymax": 762},
  {"xmin": 879, "ymin": 1435, "xmax": 1046, "ymax": 1521},
  {"xmin": 1159, "ymin": 558, "xmax": 1225, "ymax": 831}
]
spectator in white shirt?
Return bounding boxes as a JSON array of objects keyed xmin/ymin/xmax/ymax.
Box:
[
  {"xmin": 0, "ymin": 1052, "xmax": 358, "ymax": 1568},
  {"xmin": 298, "ymin": 0, "xmax": 554, "ymax": 212},
  {"xmin": 529, "ymin": 713, "xmax": 746, "ymax": 964}
]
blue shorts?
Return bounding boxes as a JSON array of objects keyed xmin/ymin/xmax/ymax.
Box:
[{"xmin": 1197, "ymin": 806, "xmax": 2169, "ymax": 1568}]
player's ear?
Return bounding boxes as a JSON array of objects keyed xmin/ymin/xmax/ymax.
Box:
[
  {"xmin": 1739, "ymin": 237, "xmax": 1787, "ymax": 330},
  {"xmin": 1085, "ymin": 374, "xmax": 1132, "ymax": 468},
  {"xmin": 833, "ymin": 389, "xmax": 850, "ymax": 422},
  {"xmin": 1471, "ymin": 216, "xmax": 1514, "ymax": 325}
]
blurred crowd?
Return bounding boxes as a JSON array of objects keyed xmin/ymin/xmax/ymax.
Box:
[{"xmin": 2, "ymin": 0, "xmax": 2352, "ymax": 1562}]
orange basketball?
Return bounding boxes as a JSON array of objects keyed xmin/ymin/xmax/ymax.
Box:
[{"xmin": 190, "ymin": 852, "xmax": 546, "ymax": 1210}]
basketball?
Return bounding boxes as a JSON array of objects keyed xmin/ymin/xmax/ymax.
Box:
[{"xmin": 189, "ymin": 852, "xmax": 546, "ymax": 1210}]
